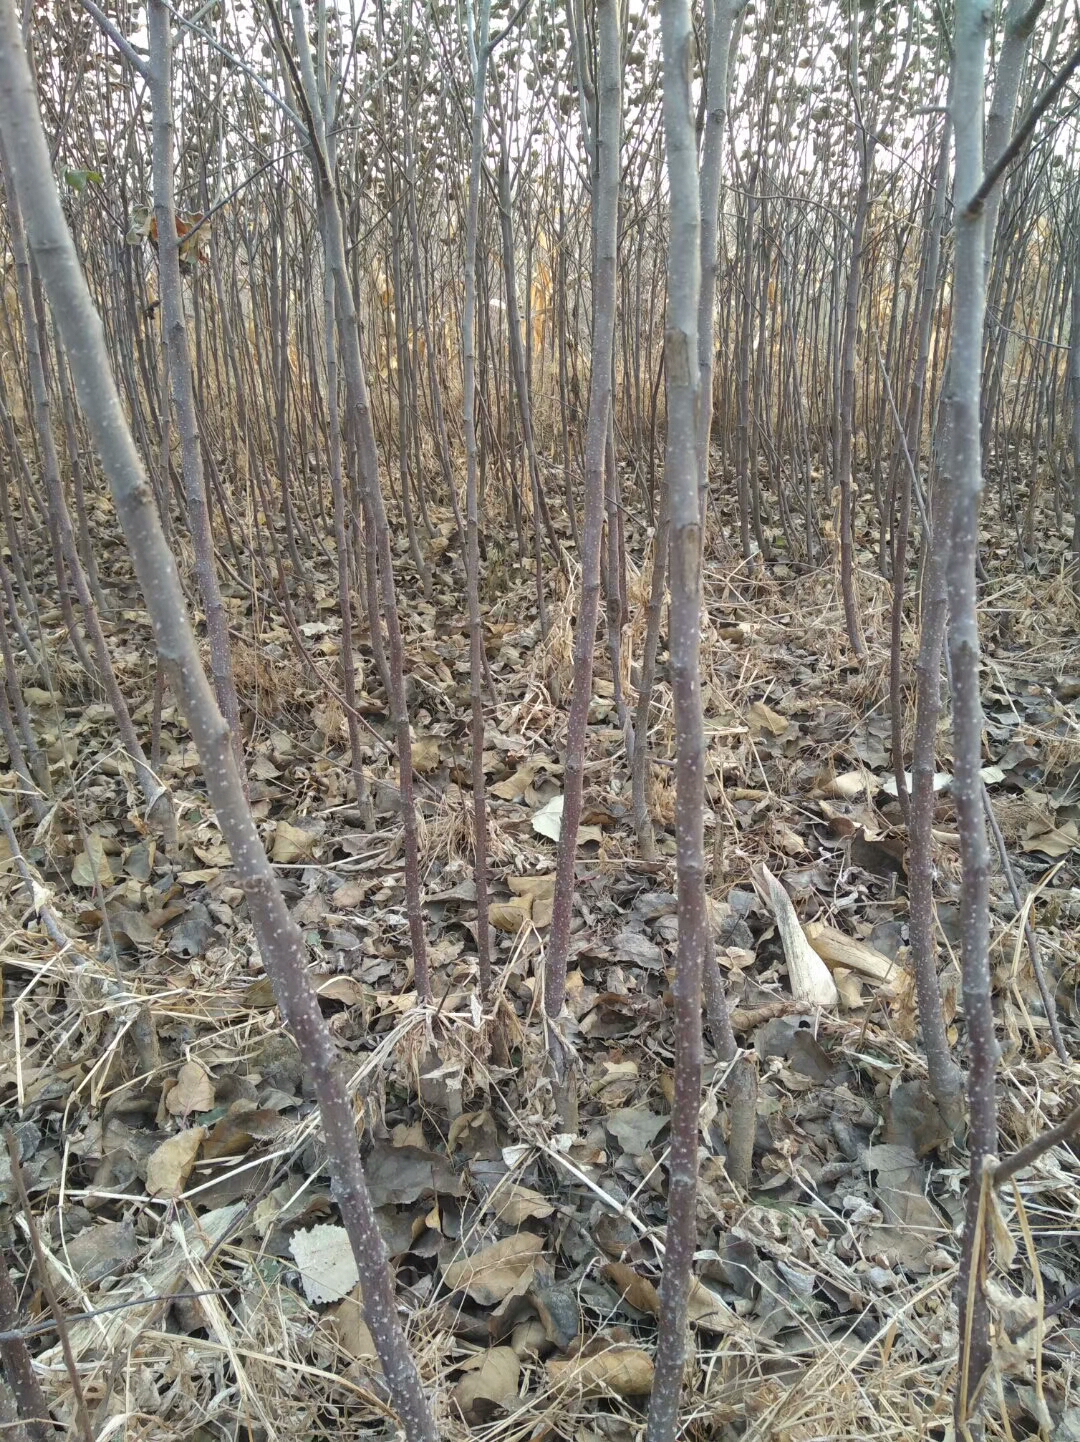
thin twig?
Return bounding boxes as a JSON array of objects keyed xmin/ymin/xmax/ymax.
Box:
[
  {"xmin": 4, "ymin": 1130, "xmax": 94, "ymax": 1442},
  {"xmin": 0, "ymin": 1244, "xmax": 51, "ymax": 1442},
  {"xmin": 992, "ymin": 1098, "xmax": 1080, "ymax": 1186}
]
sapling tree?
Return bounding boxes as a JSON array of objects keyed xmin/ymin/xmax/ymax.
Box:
[
  {"xmin": 544, "ymin": 0, "xmax": 622, "ymax": 1082},
  {"xmin": 647, "ymin": 0, "xmax": 708, "ymax": 1434},
  {"xmin": 462, "ymin": 0, "xmax": 495, "ymax": 1000},
  {"xmin": 275, "ymin": 0, "xmax": 431, "ymax": 1001},
  {"xmin": 946, "ymin": 0, "xmax": 996, "ymax": 1423},
  {"xmin": 0, "ymin": 8, "xmax": 438, "ymax": 1439},
  {"xmin": 902, "ymin": 0, "xmax": 1049, "ymax": 1130},
  {"xmin": 0, "ymin": 137, "xmax": 176, "ymax": 847},
  {"xmin": 146, "ymin": 0, "xmax": 246, "ymax": 782},
  {"xmin": 1071, "ymin": 209, "xmax": 1080, "ymax": 565},
  {"xmin": 695, "ymin": 0, "xmax": 744, "ymax": 505},
  {"xmin": 635, "ymin": 0, "xmax": 743, "ymax": 869}
]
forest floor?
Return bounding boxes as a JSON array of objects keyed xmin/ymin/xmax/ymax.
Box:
[{"xmin": 3, "ymin": 484, "xmax": 1080, "ymax": 1442}]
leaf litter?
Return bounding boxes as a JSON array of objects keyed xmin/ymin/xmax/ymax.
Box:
[{"xmin": 1, "ymin": 512, "xmax": 1080, "ymax": 1440}]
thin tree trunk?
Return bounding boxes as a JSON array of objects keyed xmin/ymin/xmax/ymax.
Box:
[
  {"xmin": 544, "ymin": 0, "xmax": 622, "ymax": 1077},
  {"xmin": 647, "ymin": 0, "xmax": 707, "ymax": 1433},
  {"xmin": 0, "ymin": 137, "xmax": 174, "ymax": 841},
  {"xmin": 836, "ymin": 146, "xmax": 874, "ymax": 661},
  {"xmin": 1070, "ymin": 224, "xmax": 1080, "ymax": 565},
  {"xmin": 323, "ymin": 220, "xmax": 374, "ymax": 831},
  {"xmin": 696, "ymin": 0, "xmax": 744, "ymax": 510},
  {"xmin": 463, "ymin": 0, "xmax": 494, "ymax": 1000},
  {"xmin": 280, "ymin": 0, "xmax": 430, "ymax": 1003},
  {"xmin": 889, "ymin": 108, "xmax": 951, "ymax": 822},
  {"xmin": 631, "ymin": 480, "xmax": 668, "ymax": 859},
  {"xmin": 147, "ymin": 0, "xmax": 245, "ymax": 783},
  {"xmin": 948, "ymin": 0, "xmax": 997, "ymax": 1426}
]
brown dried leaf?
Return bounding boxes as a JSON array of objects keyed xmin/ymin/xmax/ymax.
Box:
[
  {"xmin": 486, "ymin": 1184, "xmax": 554, "ymax": 1227},
  {"xmin": 605, "ymin": 1107, "xmax": 667, "ymax": 1154},
  {"xmin": 364, "ymin": 1142, "xmax": 464, "ymax": 1206},
  {"xmin": 165, "ymin": 1061, "xmax": 215, "ymax": 1118},
  {"xmin": 324, "ymin": 1284, "xmax": 379, "ymax": 1367},
  {"xmin": 491, "ymin": 758, "xmax": 546, "ymax": 801},
  {"xmin": 547, "ymin": 1344, "xmax": 654, "ymax": 1397},
  {"xmin": 811, "ymin": 768, "xmax": 880, "ymax": 800},
  {"xmin": 489, "ymin": 900, "xmax": 531, "ymax": 933},
  {"xmin": 442, "ymin": 1232, "xmax": 545, "ymax": 1305},
  {"xmin": 747, "ymin": 700, "xmax": 789, "ymax": 738},
  {"xmin": 71, "ymin": 833, "xmax": 114, "ymax": 888},
  {"xmin": 687, "ymin": 1276, "xmax": 733, "ymax": 1331},
  {"xmin": 452, "ymin": 1347, "xmax": 520, "ymax": 1423},
  {"xmin": 243, "ymin": 978, "xmax": 278, "ymax": 1010},
  {"xmin": 412, "ymin": 737, "xmax": 442, "ymax": 774},
  {"xmin": 507, "ymin": 873, "xmax": 556, "ymax": 901},
  {"xmin": 57, "ymin": 1219, "xmax": 141, "ymax": 1287},
  {"xmin": 317, "ymin": 976, "xmax": 367, "ymax": 1005},
  {"xmin": 866, "ymin": 1143, "xmax": 946, "ymax": 1270},
  {"xmin": 601, "ymin": 1261, "xmax": 660, "ymax": 1315},
  {"xmin": 202, "ymin": 1106, "xmax": 282, "ymax": 1160},
  {"xmin": 1022, "ymin": 818, "xmax": 1078, "ymax": 857},
  {"xmin": 272, "ymin": 820, "xmax": 314, "ymax": 864},
  {"xmin": 145, "ymin": 1126, "xmax": 205, "ymax": 1198}
]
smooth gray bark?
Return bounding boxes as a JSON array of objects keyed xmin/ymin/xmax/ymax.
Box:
[{"xmin": 646, "ymin": 0, "xmax": 707, "ymax": 1434}]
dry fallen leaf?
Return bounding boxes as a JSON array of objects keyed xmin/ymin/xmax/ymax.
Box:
[
  {"xmin": 687, "ymin": 1275, "xmax": 733, "ymax": 1330},
  {"xmin": 317, "ymin": 976, "xmax": 367, "ymax": 1005},
  {"xmin": 547, "ymin": 1344, "xmax": 655, "ymax": 1397},
  {"xmin": 442, "ymin": 1232, "xmax": 545, "ymax": 1305},
  {"xmin": 489, "ymin": 900, "xmax": 532, "ymax": 933},
  {"xmin": 487, "ymin": 1183, "xmax": 554, "ymax": 1227},
  {"xmin": 202, "ymin": 1105, "xmax": 282, "ymax": 1160},
  {"xmin": 531, "ymin": 794, "xmax": 602, "ymax": 847},
  {"xmin": 747, "ymin": 699, "xmax": 789, "ymax": 738},
  {"xmin": 145, "ymin": 1126, "xmax": 205, "ymax": 1199},
  {"xmin": 71, "ymin": 832, "xmax": 114, "ymax": 888},
  {"xmin": 165, "ymin": 1061, "xmax": 215, "ymax": 1118},
  {"xmin": 866, "ymin": 1143, "xmax": 946, "ymax": 1271},
  {"xmin": 491, "ymin": 757, "xmax": 547, "ymax": 801},
  {"xmin": 803, "ymin": 920, "xmax": 898, "ymax": 989},
  {"xmin": 452, "ymin": 1347, "xmax": 521, "ymax": 1423},
  {"xmin": 812, "ymin": 768, "xmax": 880, "ymax": 800},
  {"xmin": 323, "ymin": 1284, "xmax": 379, "ymax": 1368},
  {"xmin": 1022, "ymin": 818, "xmax": 1078, "ymax": 857},
  {"xmin": 531, "ymin": 794, "xmax": 564, "ymax": 841},
  {"xmin": 290, "ymin": 1224, "xmax": 360, "ymax": 1304},
  {"xmin": 272, "ymin": 820, "xmax": 315, "ymax": 864},
  {"xmin": 412, "ymin": 737, "xmax": 442, "ymax": 774},
  {"xmin": 507, "ymin": 873, "xmax": 556, "ymax": 900},
  {"xmin": 508, "ymin": 873, "xmax": 556, "ymax": 926},
  {"xmin": 529, "ymin": 1274, "xmax": 580, "ymax": 1351},
  {"xmin": 601, "ymin": 1261, "xmax": 660, "ymax": 1315}
]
